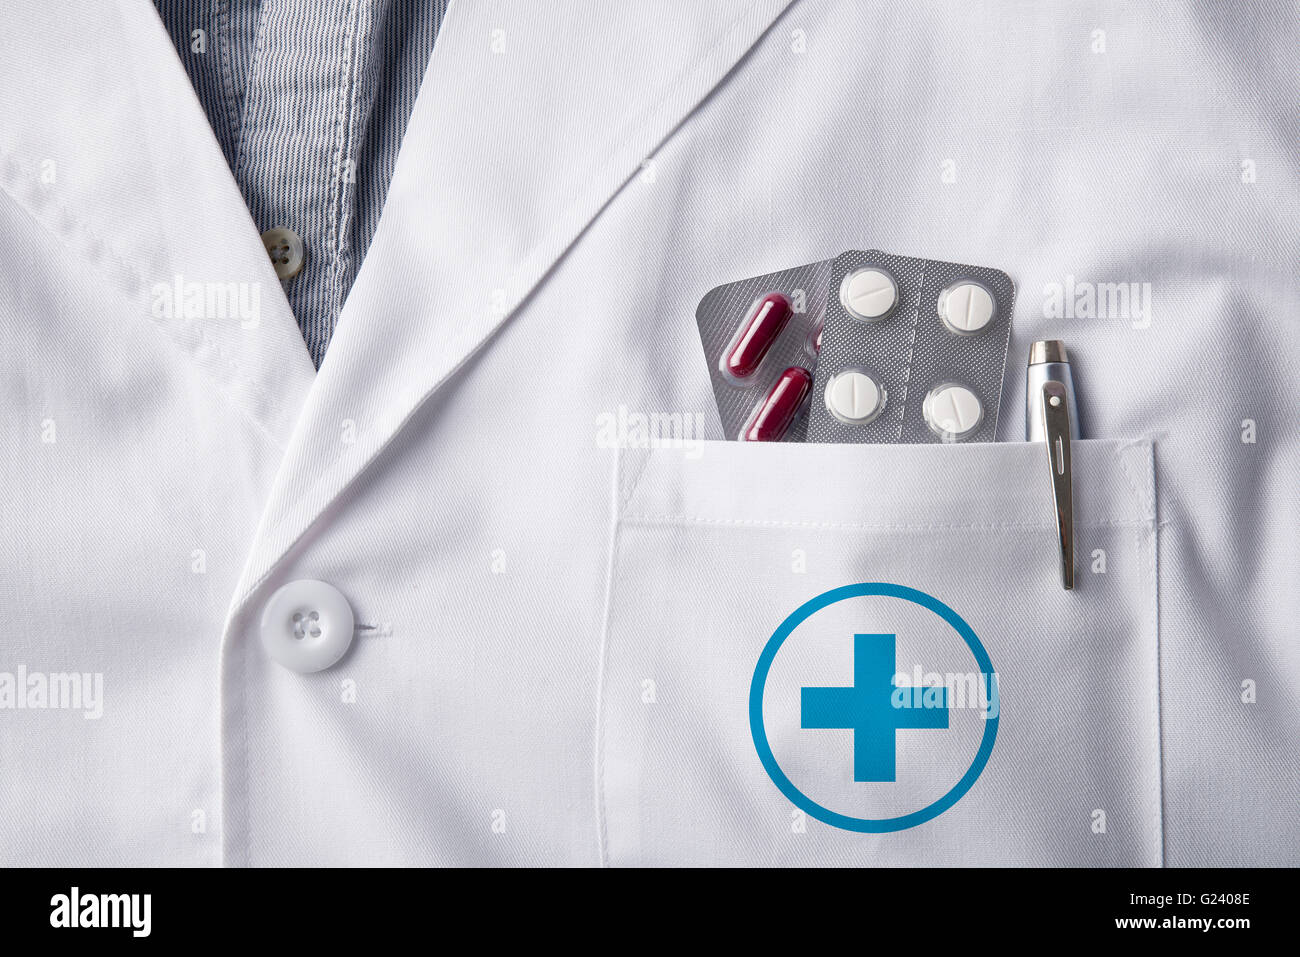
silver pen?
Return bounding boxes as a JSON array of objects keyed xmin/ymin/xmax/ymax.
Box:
[{"xmin": 1026, "ymin": 341, "xmax": 1079, "ymax": 589}]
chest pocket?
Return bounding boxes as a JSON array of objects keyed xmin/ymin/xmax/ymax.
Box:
[{"xmin": 597, "ymin": 439, "xmax": 1159, "ymax": 866}]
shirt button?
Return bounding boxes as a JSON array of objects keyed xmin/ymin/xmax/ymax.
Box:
[
  {"xmin": 259, "ymin": 580, "xmax": 354, "ymax": 673},
  {"xmin": 260, "ymin": 227, "xmax": 305, "ymax": 280}
]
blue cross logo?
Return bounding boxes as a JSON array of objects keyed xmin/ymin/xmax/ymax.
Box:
[
  {"xmin": 800, "ymin": 633, "xmax": 949, "ymax": 782},
  {"xmin": 752, "ymin": 583, "xmax": 997, "ymax": 832}
]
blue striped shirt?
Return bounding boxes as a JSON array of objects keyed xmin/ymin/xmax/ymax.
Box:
[{"xmin": 154, "ymin": 1, "xmax": 449, "ymax": 366}]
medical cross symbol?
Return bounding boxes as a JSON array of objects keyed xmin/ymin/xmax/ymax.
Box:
[{"xmin": 800, "ymin": 633, "xmax": 949, "ymax": 782}]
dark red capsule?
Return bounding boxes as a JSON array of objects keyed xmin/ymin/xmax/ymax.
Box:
[
  {"xmin": 724, "ymin": 292, "xmax": 793, "ymax": 380},
  {"xmin": 743, "ymin": 366, "xmax": 813, "ymax": 442}
]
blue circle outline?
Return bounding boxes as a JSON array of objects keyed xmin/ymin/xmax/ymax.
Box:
[{"xmin": 749, "ymin": 582, "xmax": 998, "ymax": 833}]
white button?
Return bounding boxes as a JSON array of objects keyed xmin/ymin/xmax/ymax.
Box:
[
  {"xmin": 938, "ymin": 282, "xmax": 995, "ymax": 334},
  {"xmin": 261, "ymin": 227, "xmax": 305, "ymax": 280},
  {"xmin": 922, "ymin": 383, "xmax": 984, "ymax": 441},
  {"xmin": 259, "ymin": 580, "xmax": 354, "ymax": 673},
  {"xmin": 824, "ymin": 369, "xmax": 885, "ymax": 424},
  {"xmin": 839, "ymin": 268, "xmax": 897, "ymax": 321}
]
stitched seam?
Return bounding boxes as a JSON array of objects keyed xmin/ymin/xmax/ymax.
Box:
[
  {"xmin": 618, "ymin": 514, "xmax": 1154, "ymax": 531},
  {"xmin": 232, "ymin": 0, "xmax": 277, "ymax": 177},
  {"xmin": 237, "ymin": 573, "xmax": 249, "ymax": 867},
  {"xmin": 326, "ymin": 0, "xmax": 366, "ymax": 323},
  {"xmin": 0, "ymin": 148, "xmax": 286, "ymax": 452},
  {"xmin": 593, "ymin": 447, "xmax": 623, "ymax": 867},
  {"xmin": 213, "ymin": 0, "xmax": 242, "ymax": 158},
  {"xmin": 1149, "ymin": 452, "xmax": 1165, "ymax": 866},
  {"xmin": 1113, "ymin": 438, "xmax": 1156, "ymax": 521},
  {"xmin": 618, "ymin": 448, "xmax": 657, "ymax": 511}
]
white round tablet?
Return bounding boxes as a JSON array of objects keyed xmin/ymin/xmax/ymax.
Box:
[
  {"xmin": 922, "ymin": 383, "xmax": 983, "ymax": 440},
  {"xmin": 839, "ymin": 268, "xmax": 897, "ymax": 321},
  {"xmin": 938, "ymin": 282, "xmax": 995, "ymax": 334},
  {"xmin": 824, "ymin": 369, "xmax": 885, "ymax": 425}
]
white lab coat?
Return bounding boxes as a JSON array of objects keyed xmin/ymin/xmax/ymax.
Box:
[{"xmin": 0, "ymin": 0, "xmax": 1296, "ymax": 866}]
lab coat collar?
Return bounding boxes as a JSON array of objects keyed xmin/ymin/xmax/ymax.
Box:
[
  {"xmin": 0, "ymin": 1, "xmax": 317, "ymax": 451},
  {"xmin": 226, "ymin": 0, "xmax": 796, "ymax": 616},
  {"xmin": 0, "ymin": 0, "xmax": 795, "ymax": 620}
]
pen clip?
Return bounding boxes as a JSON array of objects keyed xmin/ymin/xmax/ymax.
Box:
[{"xmin": 1040, "ymin": 380, "xmax": 1074, "ymax": 590}]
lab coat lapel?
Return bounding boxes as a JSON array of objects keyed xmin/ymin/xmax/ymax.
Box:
[
  {"xmin": 0, "ymin": 0, "xmax": 315, "ymax": 450},
  {"xmin": 227, "ymin": 0, "xmax": 795, "ymax": 612}
]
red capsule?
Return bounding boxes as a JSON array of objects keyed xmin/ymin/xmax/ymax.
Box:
[
  {"xmin": 724, "ymin": 292, "xmax": 793, "ymax": 380},
  {"xmin": 743, "ymin": 366, "xmax": 813, "ymax": 442}
]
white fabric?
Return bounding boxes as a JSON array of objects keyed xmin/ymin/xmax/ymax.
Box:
[{"xmin": 0, "ymin": 0, "xmax": 1295, "ymax": 866}]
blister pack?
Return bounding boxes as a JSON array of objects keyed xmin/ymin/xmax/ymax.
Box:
[
  {"xmin": 694, "ymin": 259, "xmax": 832, "ymax": 441},
  {"xmin": 806, "ymin": 250, "xmax": 1015, "ymax": 444}
]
